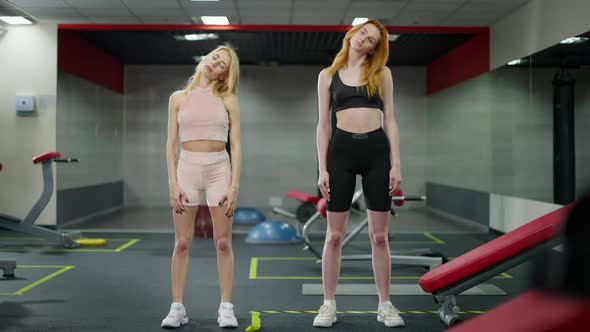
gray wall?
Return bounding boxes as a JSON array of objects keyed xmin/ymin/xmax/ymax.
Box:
[
  {"xmin": 56, "ymin": 71, "xmax": 124, "ymax": 224},
  {"xmin": 0, "ymin": 23, "xmax": 58, "ymax": 226},
  {"xmin": 427, "ymin": 66, "xmax": 590, "ymax": 203},
  {"xmin": 58, "ymin": 61, "xmax": 589, "ymax": 218},
  {"xmin": 57, "ymin": 72, "xmax": 124, "ymax": 188},
  {"xmin": 123, "ymin": 65, "xmax": 184, "ymax": 207},
  {"xmin": 123, "ymin": 65, "xmax": 427, "ymax": 208},
  {"xmin": 426, "ymin": 182, "xmax": 489, "ymax": 227},
  {"xmin": 490, "ymin": 0, "xmax": 590, "ymax": 70}
]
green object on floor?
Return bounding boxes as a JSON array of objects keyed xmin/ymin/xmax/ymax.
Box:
[{"xmin": 245, "ymin": 311, "xmax": 261, "ymax": 331}]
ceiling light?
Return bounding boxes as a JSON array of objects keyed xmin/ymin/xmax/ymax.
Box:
[
  {"xmin": 0, "ymin": 16, "xmax": 32, "ymax": 25},
  {"xmin": 174, "ymin": 33, "xmax": 219, "ymax": 41},
  {"xmin": 560, "ymin": 37, "xmax": 589, "ymax": 44},
  {"xmin": 507, "ymin": 58, "xmax": 526, "ymax": 66},
  {"xmin": 185, "ymin": 33, "xmax": 218, "ymax": 40},
  {"xmin": 388, "ymin": 34, "xmax": 400, "ymax": 42},
  {"xmin": 194, "ymin": 55, "xmax": 206, "ymax": 62},
  {"xmin": 352, "ymin": 17, "xmax": 368, "ymax": 26},
  {"xmin": 201, "ymin": 16, "xmax": 229, "ymax": 25}
]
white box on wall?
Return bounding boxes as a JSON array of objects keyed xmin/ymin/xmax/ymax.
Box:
[{"xmin": 16, "ymin": 96, "xmax": 35, "ymax": 116}]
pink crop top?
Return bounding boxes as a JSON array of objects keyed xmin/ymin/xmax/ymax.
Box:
[{"xmin": 178, "ymin": 87, "xmax": 229, "ymax": 143}]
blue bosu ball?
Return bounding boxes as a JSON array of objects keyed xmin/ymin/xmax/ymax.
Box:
[
  {"xmin": 233, "ymin": 207, "xmax": 266, "ymax": 225},
  {"xmin": 245, "ymin": 220, "xmax": 302, "ymax": 244}
]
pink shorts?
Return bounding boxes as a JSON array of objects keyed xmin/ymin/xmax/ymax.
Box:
[{"xmin": 177, "ymin": 149, "xmax": 232, "ymax": 207}]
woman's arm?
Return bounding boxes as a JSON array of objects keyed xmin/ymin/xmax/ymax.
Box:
[
  {"xmin": 224, "ymin": 94, "xmax": 242, "ymax": 193},
  {"xmin": 166, "ymin": 91, "xmax": 186, "ymax": 212},
  {"xmin": 381, "ymin": 67, "xmax": 402, "ymax": 194},
  {"xmin": 219, "ymin": 94, "xmax": 241, "ymax": 217},
  {"xmin": 316, "ymin": 69, "xmax": 332, "ymax": 200}
]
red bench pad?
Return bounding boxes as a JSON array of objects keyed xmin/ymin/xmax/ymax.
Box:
[
  {"xmin": 33, "ymin": 152, "xmax": 61, "ymax": 164},
  {"xmin": 419, "ymin": 203, "xmax": 575, "ymax": 293},
  {"xmin": 447, "ymin": 290, "xmax": 590, "ymax": 332},
  {"xmin": 286, "ymin": 190, "xmax": 322, "ymax": 204}
]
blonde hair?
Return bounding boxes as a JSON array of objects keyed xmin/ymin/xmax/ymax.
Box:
[
  {"xmin": 184, "ymin": 44, "xmax": 240, "ymax": 98},
  {"xmin": 326, "ymin": 19, "xmax": 389, "ymax": 98}
]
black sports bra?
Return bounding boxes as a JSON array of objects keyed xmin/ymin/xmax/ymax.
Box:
[{"xmin": 330, "ymin": 71, "xmax": 383, "ymax": 112}]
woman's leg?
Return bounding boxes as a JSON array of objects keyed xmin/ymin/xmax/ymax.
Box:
[
  {"xmin": 361, "ymin": 129, "xmax": 393, "ymax": 304},
  {"xmin": 323, "ymin": 130, "xmax": 357, "ymax": 301},
  {"xmin": 209, "ymin": 206, "xmax": 234, "ymax": 303},
  {"xmin": 171, "ymin": 206, "xmax": 199, "ymax": 303},
  {"xmin": 171, "ymin": 207, "xmax": 199, "ymax": 303},
  {"xmin": 205, "ymin": 156, "xmax": 239, "ymax": 327},
  {"xmin": 367, "ymin": 210, "xmax": 391, "ymax": 304},
  {"xmin": 161, "ymin": 205, "xmax": 198, "ymax": 328},
  {"xmin": 367, "ymin": 211, "xmax": 404, "ymax": 327},
  {"xmin": 205, "ymin": 157, "xmax": 234, "ymax": 303},
  {"xmin": 314, "ymin": 128, "xmax": 357, "ymax": 327},
  {"xmin": 322, "ymin": 211, "xmax": 350, "ymax": 300}
]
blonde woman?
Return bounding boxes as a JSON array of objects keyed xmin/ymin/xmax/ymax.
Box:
[
  {"xmin": 314, "ymin": 20, "xmax": 404, "ymax": 328},
  {"xmin": 162, "ymin": 44, "xmax": 241, "ymax": 328}
]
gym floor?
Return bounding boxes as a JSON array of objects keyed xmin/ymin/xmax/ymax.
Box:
[{"xmin": 0, "ymin": 208, "xmax": 534, "ymax": 332}]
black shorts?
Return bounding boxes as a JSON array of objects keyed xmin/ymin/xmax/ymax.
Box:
[{"xmin": 326, "ymin": 127, "xmax": 391, "ymax": 212}]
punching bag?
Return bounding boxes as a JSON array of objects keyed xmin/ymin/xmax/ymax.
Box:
[{"xmin": 552, "ymin": 68, "xmax": 576, "ymax": 205}]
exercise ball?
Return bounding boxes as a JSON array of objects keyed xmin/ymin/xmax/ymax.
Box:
[
  {"xmin": 234, "ymin": 207, "xmax": 266, "ymax": 225},
  {"xmin": 245, "ymin": 220, "xmax": 301, "ymax": 244}
]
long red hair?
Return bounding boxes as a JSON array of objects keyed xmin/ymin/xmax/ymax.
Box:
[{"xmin": 326, "ymin": 19, "xmax": 389, "ymax": 98}]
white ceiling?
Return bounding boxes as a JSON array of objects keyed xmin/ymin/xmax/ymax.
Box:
[{"xmin": 1, "ymin": 0, "xmax": 530, "ymax": 26}]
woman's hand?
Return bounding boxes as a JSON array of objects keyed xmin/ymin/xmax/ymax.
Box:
[
  {"xmin": 170, "ymin": 183, "xmax": 188, "ymax": 214},
  {"xmin": 219, "ymin": 188, "xmax": 238, "ymax": 218},
  {"xmin": 318, "ymin": 170, "xmax": 330, "ymax": 201},
  {"xmin": 389, "ymin": 166, "xmax": 402, "ymax": 196}
]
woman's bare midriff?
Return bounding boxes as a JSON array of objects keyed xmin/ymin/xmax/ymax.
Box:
[
  {"xmin": 335, "ymin": 107, "xmax": 382, "ymax": 133},
  {"xmin": 182, "ymin": 140, "xmax": 226, "ymax": 152}
]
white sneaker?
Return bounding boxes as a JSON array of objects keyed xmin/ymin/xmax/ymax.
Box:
[
  {"xmin": 377, "ymin": 301, "xmax": 405, "ymax": 327},
  {"xmin": 313, "ymin": 300, "xmax": 337, "ymax": 327},
  {"xmin": 218, "ymin": 302, "xmax": 238, "ymax": 328},
  {"xmin": 161, "ymin": 302, "xmax": 188, "ymax": 328}
]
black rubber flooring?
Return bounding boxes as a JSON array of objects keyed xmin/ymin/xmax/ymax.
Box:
[{"xmin": 0, "ymin": 230, "xmax": 536, "ymax": 331}]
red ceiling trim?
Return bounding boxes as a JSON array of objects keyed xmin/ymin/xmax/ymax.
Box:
[
  {"xmin": 57, "ymin": 24, "xmax": 491, "ymax": 95},
  {"xmin": 426, "ymin": 29, "xmax": 490, "ymax": 95},
  {"xmin": 58, "ymin": 24, "xmax": 487, "ymax": 34},
  {"xmin": 58, "ymin": 30, "xmax": 124, "ymax": 94}
]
